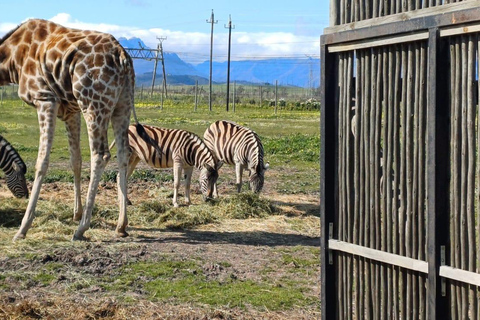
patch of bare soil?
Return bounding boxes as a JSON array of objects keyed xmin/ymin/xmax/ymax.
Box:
[{"xmin": 0, "ymin": 174, "xmax": 320, "ymax": 319}]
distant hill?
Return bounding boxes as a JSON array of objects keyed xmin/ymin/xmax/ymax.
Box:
[
  {"xmin": 195, "ymin": 59, "xmax": 320, "ymax": 88},
  {"xmin": 119, "ymin": 37, "xmax": 320, "ymax": 88}
]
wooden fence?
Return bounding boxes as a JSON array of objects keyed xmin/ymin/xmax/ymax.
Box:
[{"xmin": 321, "ymin": 1, "xmax": 480, "ymax": 319}]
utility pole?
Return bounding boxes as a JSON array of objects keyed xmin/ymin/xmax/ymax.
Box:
[
  {"xmin": 224, "ymin": 15, "xmax": 235, "ymax": 112},
  {"xmin": 158, "ymin": 37, "xmax": 168, "ymax": 99},
  {"xmin": 206, "ymin": 9, "xmax": 217, "ymax": 111}
]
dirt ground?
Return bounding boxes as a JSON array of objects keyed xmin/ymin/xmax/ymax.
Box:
[{"xmin": 0, "ymin": 172, "xmax": 320, "ymax": 320}]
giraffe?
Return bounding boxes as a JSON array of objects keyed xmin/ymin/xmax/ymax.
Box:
[{"xmin": 0, "ymin": 19, "xmax": 161, "ymax": 241}]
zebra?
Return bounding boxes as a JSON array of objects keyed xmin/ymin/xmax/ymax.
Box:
[
  {"xmin": 203, "ymin": 120, "xmax": 269, "ymax": 195},
  {"xmin": 112, "ymin": 124, "xmax": 222, "ymax": 207},
  {"xmin": 0, "ymin": 134, "xmax": 28, "ymax": 198}
]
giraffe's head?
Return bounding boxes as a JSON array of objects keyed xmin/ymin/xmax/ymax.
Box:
[{"xmin": 199, "ymin": 160, "xmax": 223, "ymax": 201}]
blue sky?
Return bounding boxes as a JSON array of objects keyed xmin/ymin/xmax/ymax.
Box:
[{"xmin": 0, "ymin": 0, "xmax": 329, "ymax": 64}]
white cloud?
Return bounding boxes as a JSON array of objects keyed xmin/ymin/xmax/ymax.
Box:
[{"xmin": 1, "ymin": 14, "xmax": 320, "ymax": 64}]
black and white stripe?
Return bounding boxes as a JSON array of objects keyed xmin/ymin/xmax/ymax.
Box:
[
  {"xmin": 124, "ymin": 124, "xmax": 221, "ymax": 207},
  {"xmin": 203, "ymin": 120, "xmax": 268, "ymax": 194},
  {"xmin": 0, "ymin": 134, "xmax": 28, "ymax": 198}
]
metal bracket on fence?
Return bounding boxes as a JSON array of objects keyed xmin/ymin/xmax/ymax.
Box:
[
  {"xmin": 329, "ymin": 223, "xmax": 334, "ymax": 265},
  {"xmin": 441, "ymin": 245, "xmax": 446, "ymax": 297}
]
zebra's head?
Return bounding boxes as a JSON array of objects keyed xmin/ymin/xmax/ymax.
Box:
[
  {"xmin": 249, "ymin": 162, "xmax": 269, "ymax": 193},
  {"xmin": 5, "ymin": 160, "xmax": 28, "ymax": 198},
  {"xmin": 199, "ymin": 161, "xmax": 223, "ymax": 200}
]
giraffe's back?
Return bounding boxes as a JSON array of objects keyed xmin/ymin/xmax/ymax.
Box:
[{"xmin": 1, "ymin": 19, "xmax": 134, "ymax": 117}]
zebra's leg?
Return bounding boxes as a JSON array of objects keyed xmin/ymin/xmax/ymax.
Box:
[
  {"xmin": 64, "ymin": 113, "xmax": 83, "ymax": 221},
  {"xmin": 184, "ymin": 166, "xmax": 193, "ymax": 206},
  {"xmin": 73, "ymin": 107, "xmax": 113, "ymax": 241},
  {"xmin": 172, "ymin": 161, "xmax": 183, "ymax": 207},
  {"xmin": 235, "ymin": 163, "xmax": 244, "ymax": 193},
  {"xmin": 125, "ymin": 153, "xmax": 140, "ymax": 205},
  {"xmin": 14, "ymin": 99, "xmax": 58, "ymax": 241},
  {"xmin": 213, "ymin": 182, "xmax": 219, "ymax": 198}
]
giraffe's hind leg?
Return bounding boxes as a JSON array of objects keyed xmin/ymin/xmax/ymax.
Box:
[
  {"xmin": 64, "ymin": 112, "xmax": 83, "ymax": 221},
  {"xmin": 125, "ymin": 152, "xmax": 140, "ymax": 206},
  {"xmin": 111, "ymin": 105, "xmax": 131, "ymax": 237},
  {"xmin": 73, "ymin": 104, "xmax": 112, "ymax": 241},
  {"xmin": 14, "ymin": 99, "xmax": 58, "ymax": 241}
]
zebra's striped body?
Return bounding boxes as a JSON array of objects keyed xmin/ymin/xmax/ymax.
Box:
[
  {"xmin": 124, "ymin": 125, "xmax": 221, "ymax": 207},
  {"xmin": 0, "ymin": 134, "xmax": 28, "ymax": 198},
  {"xmin": 203, "ymin": 120, "xmax": 268, "ymax": 194}
]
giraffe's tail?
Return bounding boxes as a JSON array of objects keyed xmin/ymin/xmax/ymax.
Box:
[{"xmin": 135, "ymin": 123, "xmax": 165, "ymax": 160}]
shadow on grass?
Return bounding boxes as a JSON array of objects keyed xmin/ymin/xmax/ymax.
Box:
[
  {"xmin": 271, "ymin": 200, "xmax": 320, "ymax": 217},
  {"xmin": 130, "ymin": 229, "xmax": 319, "ymax": 248},
  {"xmin": 0, "ymin": 208, "xmax": 24, "ymax": 228}
]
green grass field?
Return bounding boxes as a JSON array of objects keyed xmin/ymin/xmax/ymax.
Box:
[{"xmin": 0, "ymin": 96, "xmax": 320, "ymax": 319}]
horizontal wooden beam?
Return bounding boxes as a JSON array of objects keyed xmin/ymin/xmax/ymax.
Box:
[
  {"xmin": 328, "ymin": 32, "xmax": 429, "ymax": 53},
  {"xmin": 440, "ymin": 22, "xmax": 480, "ymax": 37},
  {"xmin": 440, "ymin": 266, "xmax": 480, "ymax": 287},
  {"xmin": 329, "ymin": 240, "xmax": 429, "ymax": 274},
  {"xmin": 322, "ymin": 3, "xmax": 480, "ymax": 45}
]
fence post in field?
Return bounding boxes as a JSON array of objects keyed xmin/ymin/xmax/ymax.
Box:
[
  {"xmin": 274, "ymin": 80, "xmax": 278, "ymax": 115},
  {"xmin": 160, "ymin": 86, "xmax": 164, "ymax": 110},
  {"xmin": 260, "ymin": 86, "xmax": 263, "ymax": 108},
  {"xmin": 194, "ymin": 80, "xmax": 198, "ymax": 112},
  {"xmin": 233, "ymin": 81, "xmax": 236, "ymax": 112},
  {"xmin": 0, "ymin": 86, "xmax": 3, "ymax": 106}
]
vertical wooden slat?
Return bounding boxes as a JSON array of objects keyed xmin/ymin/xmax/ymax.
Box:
[
  {"xmin": 449, "ymin": 37, "xmax": 458, "ymax": 320},
  {"xmin": 346, "ymin": 52, "xmax": 354, "ymax": 320},
  {"xmin": 406, "ymin": 42, "xmax": 414, "ymax": 320},
  {"xmin": 412, "ymin": 42, "xmax": 420, "ymax": 319},
  {"xmin": 466, "ymin": 34, "xmax": 477, "ymax": 320},
  {"xmin": 363, "ymin": 49, "xmax": 372, "ymax": 320},
  {"xmin": 453, "ymin": 37, "xmax": 462, "ymax": 320},
  {"xmin": 393, "ymin": 44, "xmax": 401, "ymax": 320},
  {"xmin": 374, "ymin": 47, "xmax": 382, "ymax": 320},
  {"xmin": 418, "ymin": 41, "xmax": 427, "ymax": 320},
  {"xmin": 386, "ymin": 45, "xmax": 394, "ymax": 320},
  {"xmin": 400, "ymin": 44, "xmax": 408, "ymax": 320},
  {"xmin": 370, "ymin": 47, "xmax": 378, "ymax": 319},
  {"xmin": 460, "ymin": 36, "xmax": 468, "ymax": 320},
  {"xmin": 380, "ymin": 45, "xmax": 388, "ymax": 320},
  {"xmin": 354, "ymin": 49, "xmax": 362, "ymax": 320}
]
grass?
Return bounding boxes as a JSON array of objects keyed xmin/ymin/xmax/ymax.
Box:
[{"xmin": 0, "ymin": 97, "xmax": 320, "ymax": 317}]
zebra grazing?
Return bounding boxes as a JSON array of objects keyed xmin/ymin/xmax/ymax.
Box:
[
  {"xmin": 114, "ymin": 124, "xmax": 222, "ymax": 207},
  {"xmin": 0, "ymin": 134, "xmax": 28, "ymax": 198},
  {"xmin": 203, "ymin": 120, "xmax": 269, "ymax": 195}
]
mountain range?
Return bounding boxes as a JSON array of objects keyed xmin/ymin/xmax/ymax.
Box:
[{"xmin": 118, "ymin": 37, "xmax": 320, "ymax": 88}]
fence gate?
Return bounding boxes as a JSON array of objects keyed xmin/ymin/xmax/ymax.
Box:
[{"xmin": 321, "ymin": 1, "xmax": 480, "ymax": 319}]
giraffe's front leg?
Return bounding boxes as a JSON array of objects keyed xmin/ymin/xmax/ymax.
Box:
[
  {"xmin": 14, "ymin": 99, "xmax": 58, "ymax": 241},
  {"xmin": 64, "ymin": 113, "xmax": 83, "ymax": 221},
  {"xmin": 184, "ymin": 167, "xmax": 193, "ymax": 206}
]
